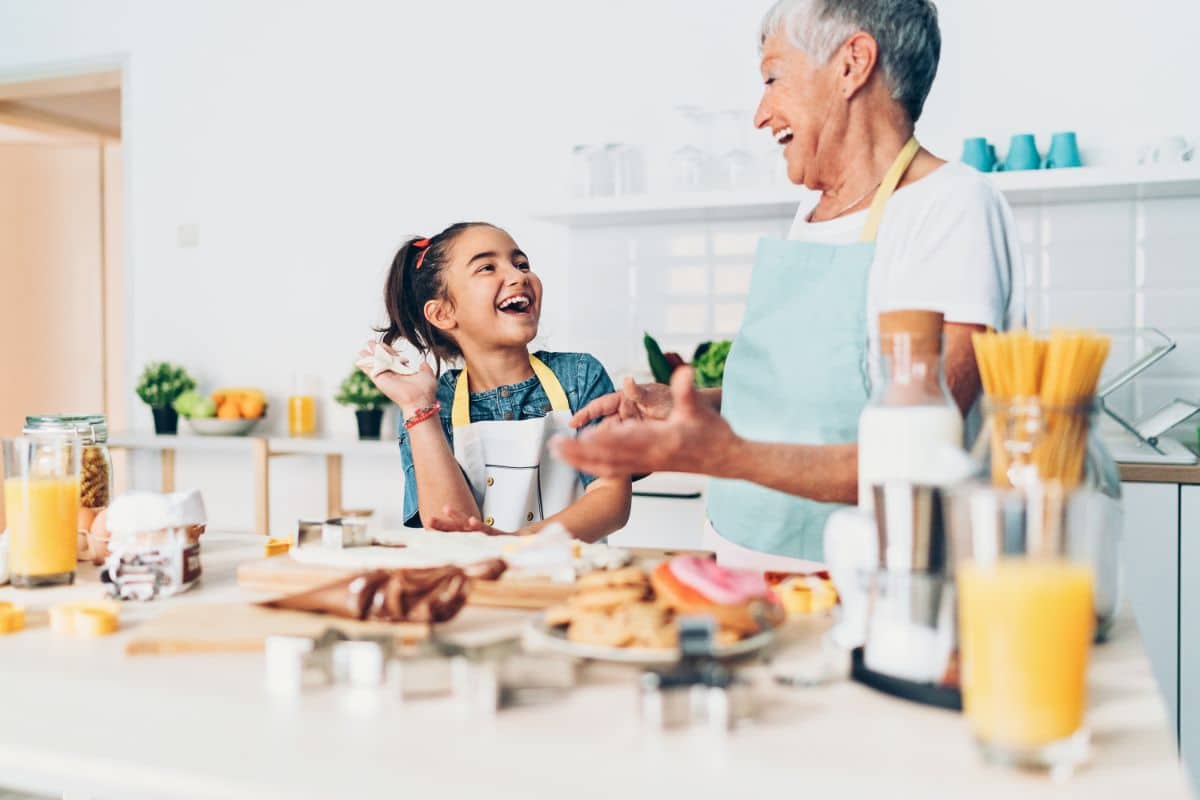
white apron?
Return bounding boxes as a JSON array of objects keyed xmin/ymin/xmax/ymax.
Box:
[{"xmin": 451, "ymin": 355, "xmax": 582, "ymax": 531}]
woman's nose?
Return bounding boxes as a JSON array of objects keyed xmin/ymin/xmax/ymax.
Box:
[{"xmin": 753, "ymin": 99, "xmax": 771, "ymax": 130}]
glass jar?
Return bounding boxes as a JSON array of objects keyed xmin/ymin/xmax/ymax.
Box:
[
  {"xmin": 970, "ymin": 401, "xmax": 1123, "ymax": 641},
  {"xmin": 858, "ymin": 310, "xmax": 964, "ymax": 512},
  {"xmin": 2, "ymin": 433, "xmax": 81, "ymax": 587},
  {"xmin": 24, "ymin": 414, "xmax": 112, "ymax": 561}
]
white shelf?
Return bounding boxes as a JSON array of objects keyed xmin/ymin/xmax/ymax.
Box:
[
  {"xmin": 108, "ymin": 432, "xmax": 397, "ymax": 457},
  {"xmin": 267, "ymin": 436, "xmax": 397, "ymax": 457},
  {"xmin": 531, "ymin": 164, "xmax": 1200, "ymax": 227}
]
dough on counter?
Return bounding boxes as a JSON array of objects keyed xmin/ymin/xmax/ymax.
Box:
[{"xmin": 290, "ymin": 528, "xmax": 519, "ymax": 570}]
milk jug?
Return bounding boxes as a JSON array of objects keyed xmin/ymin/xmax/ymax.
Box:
[{"xmin": 857, "ymin": 310, "xmax": 963, "ymax": 512}]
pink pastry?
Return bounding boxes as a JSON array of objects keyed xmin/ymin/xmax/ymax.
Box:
[{"xmin": 667, "ymin": 555, "xmax": 775, "ymax": 606}]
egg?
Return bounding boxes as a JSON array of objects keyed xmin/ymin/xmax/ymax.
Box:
[{"xmin": 88, "ymin": 508, "xmax": 111, "ymax": 566}]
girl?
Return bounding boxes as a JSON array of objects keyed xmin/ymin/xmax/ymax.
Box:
[{"xmin": 360, "ymin": 221, "xmax": 632, "ymax": 542}]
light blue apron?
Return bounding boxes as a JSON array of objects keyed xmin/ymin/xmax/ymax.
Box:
[{"xmin": 706, "ymin": 137, "xmax": 921, "ymax": 566}]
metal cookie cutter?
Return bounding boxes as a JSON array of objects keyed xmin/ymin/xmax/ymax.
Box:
[
  {"xmin": 428, "ymin": 629, "xmax": 577, "ymax": 714},
  {"xmin": 638, "ymin": 616, "xmax": 757, "ymax": 732}
]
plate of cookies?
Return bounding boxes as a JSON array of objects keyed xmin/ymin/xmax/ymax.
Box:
[{"xmin": 525, "ymin": 556, "xmax": 785, "ymax": 665}]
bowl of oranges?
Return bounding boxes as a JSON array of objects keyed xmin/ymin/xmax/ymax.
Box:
[{"xmin": 174, "ymin": 388, "xmax": 267, "ymax": 436}]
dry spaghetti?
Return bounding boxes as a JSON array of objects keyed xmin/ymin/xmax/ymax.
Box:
[{"xmin": 972, "ymin": 330, "xmax": 1110, "ymax": 489}]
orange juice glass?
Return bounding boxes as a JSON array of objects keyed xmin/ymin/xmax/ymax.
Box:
[
  {"xmin": 959, "ymin": 558, "xmax": 1094, "ymax": 770},
  {"xmin": 3, "ymin": 435, "xmax": 81, "ymax": 587},
  {"xmin": 288, "ymin": 395, "xmax": 317, "ymax": 436}
]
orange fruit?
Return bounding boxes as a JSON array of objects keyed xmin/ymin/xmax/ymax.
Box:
[
  {"xmin": 217, "ymin": 400, "xmax": 241, "ymax": 420},
  {"xmin": 240, "ymin": 396, "xmax": 265, "ymax": 419}
]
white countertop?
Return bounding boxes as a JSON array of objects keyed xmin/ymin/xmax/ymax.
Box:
[{"xmin": 0, "ymin": 533, "xmax": 1190, "ymax": 800}]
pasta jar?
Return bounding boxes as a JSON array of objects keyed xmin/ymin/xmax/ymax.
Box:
[{"xmin": 24, "ymin": 414, "xmax": 112, "ymax": 561}]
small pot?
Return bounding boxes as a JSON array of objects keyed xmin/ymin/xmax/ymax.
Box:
[
  {"xmin": 151, "ymin": 406, "xmax": 179, "ymax": 435},
  {"xmin": 355, "ymin": 408, "xmax": 384, "ymax": 440}
]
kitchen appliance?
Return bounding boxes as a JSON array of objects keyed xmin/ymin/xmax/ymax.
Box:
[{"xmin": 853, "ymin": 483, "xmax": 961, "ymax": 710}]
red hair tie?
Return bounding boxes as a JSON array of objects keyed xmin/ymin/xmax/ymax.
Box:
[{"xmin": 413, "ymin": 238, "xmax": 431, "ymax": 271}]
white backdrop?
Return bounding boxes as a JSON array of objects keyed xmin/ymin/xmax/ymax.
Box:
[{"xmin": 1, "ymin": 0, "xmax": 1197, "ymax": 531}]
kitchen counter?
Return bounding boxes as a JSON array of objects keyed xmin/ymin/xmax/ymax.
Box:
[
  {"xmin": 0, "ymin": 533, "xmax": 1190, "ymax": 800},
  {"xmin": 1120, "ymin": 461, "xmax": 1200, "ymax": 485}
]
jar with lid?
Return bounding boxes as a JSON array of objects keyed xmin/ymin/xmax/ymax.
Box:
[
  {"xmin": 857, "ymin": 310, "xmax": 964, "ymax": 513},
  {"xmin": 24, "ymin": 414, "xmax": 111, "ymax": 563}
]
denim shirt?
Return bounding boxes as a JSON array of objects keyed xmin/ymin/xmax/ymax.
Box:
[{"xmin": 398, "ymin": 351, "xmax": 615, "ymax": 527}]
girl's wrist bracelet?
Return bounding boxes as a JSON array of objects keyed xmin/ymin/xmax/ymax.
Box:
[{"xmin": 404, "ymin": 402, "xmax": 441, "ymax": 430}]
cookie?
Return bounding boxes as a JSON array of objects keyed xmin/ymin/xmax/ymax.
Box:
[
  {"xmin": 577, "ymin": 566, "xmax": 647, "ymax": 591},
  {"xmin": 544, "ymin": 604, "xmax": 574, "ymax": 628},
  {"xmin": 568, "ymin": 585, "xmax": 646, "ymax": 612},
  {"xmin": 567, "ymin": 610, "xmax": 633, "ymax": 648}
]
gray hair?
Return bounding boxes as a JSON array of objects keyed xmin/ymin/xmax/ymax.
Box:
[{"xmin": 760, "ymin": 0, "xmax": 941, "ymax": 122}]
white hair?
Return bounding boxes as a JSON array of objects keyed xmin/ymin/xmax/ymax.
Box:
[{"xmin": 759, "ymin": 0, "xmax": 941, "ymax": 122}]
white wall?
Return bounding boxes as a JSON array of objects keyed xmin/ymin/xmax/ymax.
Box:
[{"xmin": 2, "ymin": 0, "xmax": 1197, "ymax": 531}]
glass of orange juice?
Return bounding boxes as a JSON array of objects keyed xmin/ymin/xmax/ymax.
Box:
[
  {"xmin": 3, "ymin": 435, "xmax": 81, "ymax": 587},
  {"xmin": 953, "ymin": 483, "xmax": 1095, "ymax": 773},
  {"xmin": 288, "ymin": 374, "xmax": 318, "ymax": 436}
]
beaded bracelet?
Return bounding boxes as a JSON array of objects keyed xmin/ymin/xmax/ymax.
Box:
[{"xmin": 404, "ymin": 401, "xmax": 441, "ymax": 430}]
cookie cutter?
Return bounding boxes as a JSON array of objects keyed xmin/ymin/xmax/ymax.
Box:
[
  {"xmin": 638, "ymin": 616, "xmax": 757, "ymax": 731},
  {"xmin": 264, "ymin": 626, "xmax": 576, "ymax": 712}
]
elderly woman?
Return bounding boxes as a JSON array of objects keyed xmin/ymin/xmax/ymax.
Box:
[{"xmin": 557, "ymin": 0, "xmax": 1024, "ymax": 570}]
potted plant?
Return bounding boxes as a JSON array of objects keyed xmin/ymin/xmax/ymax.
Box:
[
  {"xmin": 335, "ymin": 368, "xmax": 391, "ymax": 440},
  {"xmin": 135, "ymin": 361, "xmax": 197, "ymax": 435}
]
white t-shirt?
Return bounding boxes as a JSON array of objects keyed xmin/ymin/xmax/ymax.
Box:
[{"xmin": 787, "ymin": 160, "xmax": 1025, "ymax": 338}]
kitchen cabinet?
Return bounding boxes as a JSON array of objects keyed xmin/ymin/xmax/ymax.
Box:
[
  {"xmin": 1181, "ymin": 486, "xmax": 1200, "ymax": 783},
  {"xmin": 609, "ymin": 473, "xmax": 707, "ymax": 551},
  {"xmin": 1122, "ymin": 481, "xmax": 1180, "ymax": 735}
]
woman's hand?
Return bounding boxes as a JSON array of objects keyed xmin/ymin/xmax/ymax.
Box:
[
  {"xmin": 426, "ymin": 505, "xmax": 535, "ymax": 536},
  {"xmin": 357, "ymin": 342, "xmax": 438, "ymax": 415},
  {"xmin": 569, "ymin": 376, "xmax": 674, "ymax": 429},
  {"xmin": 556, "ymin": 367, "xmax": 740, "ymax": 477}
]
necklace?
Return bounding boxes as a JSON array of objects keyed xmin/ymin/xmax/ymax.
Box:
[{"xmin": 807, "ymin": 179, "xmax": 882, "ymax": 223}]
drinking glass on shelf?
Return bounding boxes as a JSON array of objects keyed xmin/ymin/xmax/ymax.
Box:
[
  {"xmin": 608, "ymin": 143, "xmax": 646, "ymax": 195},
  {"xmin": 713, "ymin": 109, "xmax": 758, "ymax": 190},
  {"xmin": 570, "ymin": 144, "xmax": 593, "ymax": 198},
  {"xmin": 952, "ymin": 483, "xmax": 1095, "ymax": 776},
  {"xmin": 3, "ymin": 434, "xmax": 81, "ymax": 587},
  {"xmin": 289, "ymin": 374, "xmax": 318, "ymax": 437},
  {"xmin": 671, "ymin": 105, "xmax": 712, "ymax": 192}
]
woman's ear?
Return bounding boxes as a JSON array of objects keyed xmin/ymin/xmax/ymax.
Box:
[
  {"xmin": 839, "ymin": 31, "xmax": 878, "ymax": 97},
  {"xmin": 425, "ymin": 298, "xmax": 457, "ymax": 333}
]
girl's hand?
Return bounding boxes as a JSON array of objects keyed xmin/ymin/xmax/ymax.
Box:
[
  {"xmin": 357, "ymin": 342, "xmax": 438, "ymax": 414},
  {"xmin": 427, "ymin": 505, "xmax": 536, "ymax": 536},
  {"xmin": 569, "ymin": 377, "xmax": 674, "ymax": 429}
]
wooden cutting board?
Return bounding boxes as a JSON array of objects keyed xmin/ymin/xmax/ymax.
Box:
[
  {"xmin": 236, "ymin": 556, "xmax": 574, "ymax": 610},
  {"xmin": 124, "ymin": 602, "xmax": 428, "ymax": 656}
]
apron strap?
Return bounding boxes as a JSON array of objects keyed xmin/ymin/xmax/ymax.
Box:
[
  {"xmin": 451, "ymin": 355, "xmax": 570, "ymax": 428},
  {"xmin": 859, "ymin": 136, "xmax": 921, "ymax": 244}
]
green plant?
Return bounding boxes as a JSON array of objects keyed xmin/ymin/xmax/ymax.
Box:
[
  {"xmin": 693, "ymin": 340, "xmax": 732, "ymax": 388},
  {"xmin": 335, "ymin": 368, "xmax": 390, "ymax": 410},
  {"xmin": 643, "ymin": 333, "xmax": 733, "ymax": 388},
  {"xmin": 135, "ymin": 362, "xmax": 196, "ymax": 408}
]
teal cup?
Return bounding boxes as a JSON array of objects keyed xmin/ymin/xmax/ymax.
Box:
[
  {"xmin": 1001, "ymin": 133, "xmax": 1041, "ymax": 171},
  {"xmin": 1045, "ymin": 131, "xmax": 1082, "ymax": 169},
  {"xmin": 961, "ymin": 137, "xmax": 997, "ymax": 172}
]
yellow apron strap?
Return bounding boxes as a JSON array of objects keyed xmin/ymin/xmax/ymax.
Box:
[
  {"xmin": 859, "ymin": 136, "xmax": 921, "ymax": 244},
  {"xmin": 451, "ymin": 355, "xmax": 569, "ymax": 428},
  {"xmin": 530, "ymin": 355, "xmax": 570, "ymax": 412},
  {"xmin": 451, "ymin": 366, "xmax": 472, "ymax": 428}
]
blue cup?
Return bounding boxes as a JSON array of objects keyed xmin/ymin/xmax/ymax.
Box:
[
  {"xmin": 1001, "ymin": 133, "xmax": 1041, "ymax": 171},
  {"xmin": 961, "ymin": 137, "xmax": 997, "ymax": 172},
  {"xmin": 1044, "ymin": 131, "xmax": 1082, "ymax": 169}
]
